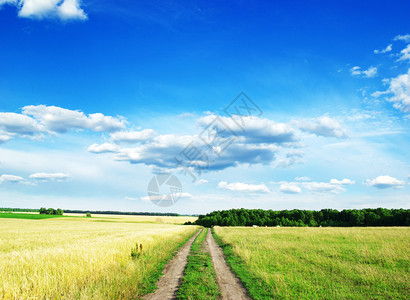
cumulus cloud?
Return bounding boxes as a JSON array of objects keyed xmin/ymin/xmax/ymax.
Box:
[
  {"xmin": 372, "ymin": 69, "xmax": 410, "ymax": 113},
  {"xmin": 0, "ymin": 112, "xmax": 44, "ymax": 136},
  {"xmin": 29, "ymin": 172, "xmax": 69, "ymax": 181},
  {"xmin": 22, "ymin": 105, "xmax": 126, "ymax": 133},
  {"xmin": 218, "ymin": 181, "xmax": 270, "ymax": 193},
  {"xmin": 374, "ymin": 44, "xmax": 392, "ymax": 54},
  {"xmin": 0, "ymin": 0, "xmax": 87, "ymax": 20},
  {"xmin": 197, "ymin": 115, "xmax": 297, "ymax": 144},
  {"xmin": 0, "ymin": 174, "xmax": 24, "ymax": 184},
  {"xmin": 350, "ymin": 66, "xmax": 378, "ymax": 78},
  {"xmin": 394, "ymin": 34, "xmax": 410, "ymax": 43},
  {"xmin": 112, "ymin": 134, "xmax": 279, "ymax": 172},
  {"xmin": 110, "ymin": 129, "xmax": 157, "ymax": 143},
  {"xmin": 279, "ymin": 183, "xmax": 301, "ymax": 194},
  {"xmin": 0, "ymin": 105, "xmax": 126, "ymax": 143},
  {"xmin": 295, "ymin": 116, "xmax": 348, "ymax": 138},
  {"xmin": 87, "ymin": 143, "xmax": 119, "ymax": 153},
  {"xmin": 365, "ymin": 175, "xmax": 405, "ymax": 189}
]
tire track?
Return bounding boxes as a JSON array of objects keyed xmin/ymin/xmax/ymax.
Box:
[
  {"xmin": 143, "ymin": 229, "xmax": 202, "ymax": 300},
  {"xmin": 205, "ymin": 229, "xmax": 250, "ymax": 300}
]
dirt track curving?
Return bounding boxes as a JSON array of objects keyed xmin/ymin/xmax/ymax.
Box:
[
  {"xmin": 143, "ymin": 229, "xmax": 202, "ymax": 300},
  {"xmin": 205, "ymin": 229, "xmax": 250, "ymax": 300}
]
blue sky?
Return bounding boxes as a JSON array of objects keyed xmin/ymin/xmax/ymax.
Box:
[{"xmin": 0, "ymin": 0, "xmax": 409, "ymax": 214}]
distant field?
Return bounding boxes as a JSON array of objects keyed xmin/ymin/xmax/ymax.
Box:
[
  {"xmin": 0, "ymin": 212, "xmax": 197, "ymax": 224},
  {"xmin": 214, "ymin": 227, "xmax": 410, "ymax": 299},
  {"xmin": 0, "ymin": 212, "xmax": 64, "ymax": 219},
  {"xmin": 0, "ymin": 217, "xmax": 198, "ymax": 299}
]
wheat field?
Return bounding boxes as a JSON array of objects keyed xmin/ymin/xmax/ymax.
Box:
[
  {"xmin": 214, "ymin": 226, "xmax": 410, "ymax": 299},
  {"xmin": 0, "ymin": 216, "xmax": 198, "ymax": 299}
]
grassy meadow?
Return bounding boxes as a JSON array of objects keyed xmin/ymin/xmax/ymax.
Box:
[
  {"xmin": 0, "ymin": 215, "xmax": 198, "ymax": 299},
  {"xmin": 214, "ymin": 226, "xmax": 409, "ymax": 300}
]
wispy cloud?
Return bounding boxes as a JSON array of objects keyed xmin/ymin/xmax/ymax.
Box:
[
  {"xmin": 0, "ymin": 174, "xmax": 24, "ymax": 184},
  {"xmin": 350, "ymin": 66, "xmax": 378, "ymax": 78},
  {"xmin": 29, "ymin": 172, "xmax": 69, "ymax": 181},
  {"xmin": 374, "ymin": 44, "xmax": 392, "ymax": 54},
  {"xmin": 394, "ymin": 34, "xmax": 410, "ymax": 43}
]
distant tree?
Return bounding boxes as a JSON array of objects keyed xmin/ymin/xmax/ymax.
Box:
[
  {"xmin": 56, "ymin": 208, "xmax": 64, "ymax": 216},
  {"xmin": 47, "ymin": 208, "xmax": 55, "ymax": 215},
  {"xmin": 39, "ymin": 207, "xmax": 47, "ymax": 215},
  {"xmin": 86, "ymin": 212, "xmax": 91, "ymax": 218}
]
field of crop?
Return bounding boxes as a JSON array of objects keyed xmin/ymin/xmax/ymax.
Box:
[
  {"xmin": 214, "ymin": 226, "xmax": 410, "ymax": 299},
  {"xmin": 0, "ymin": 216, "xmax": 198, "ymax": 299}
]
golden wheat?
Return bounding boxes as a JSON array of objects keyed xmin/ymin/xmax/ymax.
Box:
[{"xmin": 0, "ymin": 217, "xmax": 198, "ymax": 299}]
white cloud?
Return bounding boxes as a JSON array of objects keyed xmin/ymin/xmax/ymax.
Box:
[
  {"xmin": 22, "ymin": 105, "xmax": 126, "ymax": 133},
  {"xmin": 374, "ymin": 44, "xmax": 392, "ymax": 54},
  {"xmin": 113, "ymin": 133, "xmax": 280, "ymax": 172},
  {"xmin": 302, "ymin": 182, "xmax": 346, "ymax": 194},
  {"xmin": 195, "ymin": 179, "xmax": 208, "ymax": 185},
  {"xmin": 294, "ymin": 176, "xmax": 311, "ymax": 181},
  {"xmin": 57, "ymin": 0, "xmax": 86, "ymax": 20},
  {"xmin": 394, "ymin": 34, "xmax": 410, "ymax": 43},
  {"xmin": 0, "ymin": 0, "xmax": 87, "ymax": 20},
  {"xmin": 87, "ymin": 143, "xmax": 119, "ymax": 153},
  {"xmin": 218, "ymin": 181, "xmax": 270, "ymax": 193},
  {"xmin": 330, "ymin": 178, "xmax": 355, "ymax": 185},
  {"xmin": 372, "ymin": 69, "xmax": 410, "ymax": 113},
  {"xmin": 197, "ymin": 115, "xmax": 297, "ymax": 144},
  {"xmin": 295, "ymin": 116, "xmax": 348, "ymax": 138},
  {"xmin": 0, "ymin": 174, "xmax": 24, "ymax": 184},
  {"xmin": 0, "ymin": 112, "xmax": 44, "ymax": 136},
  {"xmin": 365, "ymin": 175, "xmax": 405, "ymax": 189},
  {"xmin": 110, "ymin": 129, "xmax": 157, "ymax": 143},
  {"xmin": 29, "ymin": 172, "xmax": 69, "ymax": 181},
  {"xmin": 0, "ymin": 105, "xmax": 126, "ymax": 143},
  {"xmin": 279, "ymin": 183, "xmax": 301, "ymax": 194},
  {"xmin": 398, "ymin": 45, "xmax": 410, "ymax": 62},
  {"xmin": 276, "ymin": 150, "xmax": 304, "ymax": 168},
  {"xmin": 350, "ymin": 66, "xmax": 378, "ymax": 78}
]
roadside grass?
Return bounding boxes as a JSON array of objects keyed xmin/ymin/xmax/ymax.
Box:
[
  {"xmin": 0, "ymin": 217, "xmax": 199, "ymax": 299},
  {"xmin": 177, "ymin": 228, "xmax": 221, "ymax": 300},
  {"xmin": 0, "ymin": 212, "xmax": 65, "ymax": 220},
  {"xmin": 213, "ymin": 227, "xmax": 410, "ymax": 300}
]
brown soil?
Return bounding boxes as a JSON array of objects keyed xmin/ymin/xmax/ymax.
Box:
[{"xmin": 205, "ymin": 229, "xmax": 250, "ymax": 300}]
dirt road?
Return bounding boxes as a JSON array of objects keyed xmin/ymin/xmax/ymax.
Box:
[
  {"xmin": 205, "ymin": 229, "xmax": 249, "ymax": 300},
  {"xmin": 143, "ymin": 229, "xmax": 202, "ymax": 300}
]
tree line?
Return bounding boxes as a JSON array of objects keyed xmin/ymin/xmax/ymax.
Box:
[
  {"xmin": 39, "ymin": 207, "xmax": 64, "ymax": 215},
  {"xmin": 1, "ymin": 208, "xmax": 181, "ymax": 217},
  {"xmin": 189, "ymin": 208, "xmax": 410, "ymax": 227}
]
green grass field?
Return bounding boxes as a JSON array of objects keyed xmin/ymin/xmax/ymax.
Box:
[
  {"xmin": 177, "ymin": 228, "xmax": 221, "ymax": 300},
  {"xmin": 214, "ymin": 226, "xmax": 409, "ymax": 300},
  {"xmin": 0, "ymin": 212, "xmax": 65, "ymax": 219}
]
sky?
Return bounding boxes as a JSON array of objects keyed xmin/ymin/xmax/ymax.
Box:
[{"xmin": 0, "ymin": 0, "xmax": 409, "ymax": 214}]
